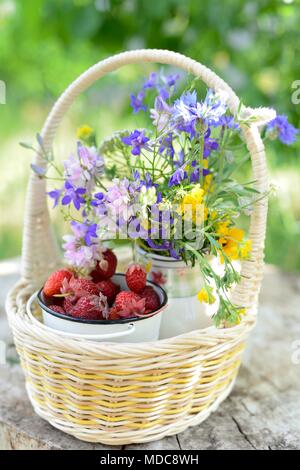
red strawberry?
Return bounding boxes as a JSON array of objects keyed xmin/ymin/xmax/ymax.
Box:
[
  {"xmin": 117, "ymin": 296, "xmax": 146, "ymax": 319},
  {"xmin": 60, "ymin": 277, "xmax": 99, "ymax": 300},
  {"xmin": 71, "ymin": 294, "xmax": 109, "ymax": 320},
  {"xmin": 108, "ymin": 305, "xmax": 121, "ymax": 320},
  {"xmin": 97, "ymin": 280, "xmax": 120, "ymax": 306},
  {"xmin": 114, "ymin": 291, "xmax": 144, "ymax": 317},
  {"xmin": 72, "ymin": 278, "xmax": 98, "ymax": 296},
  {"xmin": 125, "ymin": 264, "xmax": 147, "ymax": 293},
  {"xmin": 115, "ymin": 291, "xmax": 142, "ymax": 311},
  {"xmin": 90, "ymin": 249, "xmax": 117, "ymax": 281},
  {"xmin": 141, "ymin": 286, "xmax": 160, "ymax": 312},
  {"xmin": 49, "ymin": 305, "xmax": 65, "ymax": 314},
  {"xmin": 43, "ymin": 269, "xmax": 72, "ymax": 297},
  {"xmin": 63, "ymin": 296, "xmax": 76, "ymax": 315}
]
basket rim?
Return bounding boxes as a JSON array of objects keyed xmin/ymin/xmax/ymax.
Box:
[{"xmin": 6, "ymin": 280, "xmax": 257, "ymax": 353}]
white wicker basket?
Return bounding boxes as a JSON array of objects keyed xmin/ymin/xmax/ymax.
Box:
[{"xmin": 6, "ymin": 49, "xmax": 274, "ymax": 445}]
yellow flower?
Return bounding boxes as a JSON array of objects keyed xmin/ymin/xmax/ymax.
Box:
[
  {"xmin": 210, "ymin": 210, "xmax": 218, "ymax": 220},
  {"xmin": 216, "ymin": 220, "xmax": 230, "ymax": 236},
  {"xmin": 240, "ymin": 239, "xmax": 252, "ymax": 259},
  {"xmin": 203, "ymin": 174, "xmax": 213, "ymax": 194},
  {"xmin": 180, "ymin": 185, "xmax": 206, "ymax": 223},
  {"xmin": 228, "ymin": 227, "xmax": 244, "ymax": 242},
  {"xmin": 197, "ymin": 288, "xmax": 209, "ymax": 303},
  {"xmin": 197, "ymin": 287, "xmax": 215, "ymax": 304},
  {"xmin": 77, "ymin": 125, "xmax": 94, "ymax": 140},
  {"xmin": 217, "ymin": 223, "xmax": 252, "ymax": 263},
  {"xmin": 191, "ymin": 185, "xmax": 205, "ymax": 200},
  {"xmin": 235, "ymin": 308, "xmax": 246, "ymax": 325},
  {"xmin": 217, "ymin": 223, "xmax": 246, "ymax": 262}
]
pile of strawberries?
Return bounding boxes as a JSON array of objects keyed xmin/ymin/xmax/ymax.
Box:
[{"xmin": 42, "ymin": 249, "xmax": 160, "ymax": 321}]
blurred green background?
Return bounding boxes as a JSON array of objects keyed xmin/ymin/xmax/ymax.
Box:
[{"xmin": 0, "ymin": 0, "xmax": 299, "ymax": 270}]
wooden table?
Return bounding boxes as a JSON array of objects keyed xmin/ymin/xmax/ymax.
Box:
[{"xmin": 1, "ymin": 259, "xmax": 300, "ymax": 450}]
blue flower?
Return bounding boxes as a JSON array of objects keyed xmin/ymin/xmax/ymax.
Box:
[
  {"xmin": 173, "ymin": 149, "xmax": 185, "ymax": 169},
  {"xmin": 91, "ymin": 192, "xmax": 107, "ymax": 217},
  {"xmin": 203, "ymin": 128, "xmax": 219, "ymax": 157},
  {"xmin": 84, "ymin": 223, "xmax": 98, "ymax": 246},
  {"xmin": 172, "ymin": 89, "xmax": 227, "ymax": 129},
  {"xmin": 173, "ymin": 91, "xmax": 197, "ymax": 123},
  {"xmin": 48, "ymin": 188, "xmax": 62, "ymax": 208},
  {"xmin": 158, "ymin": 87, "xmax": 169, "ymax": 100},
  {"xmin": 150, "ymin": 96, "xmax": 173, "ymax": 131},
  {"xmin": 146, "ymin": 239, "xmax": 180, "ymax": 259},
  {"xmin": 190, "ymin": 167, "xmax": 199, "ymax": 184},
  {"xmin": 189, "ymin": 159, "xmax": 210, "ymax": 183},
  {"xmin": 132, "ymin": 169, "xmax": 141, "ymax": 180},
  {"xmin": 156, "ymin": 191, "xmax": 162, "ymax": 203},
  {"xmin": 130, "ymin": 91, "xmax": 147, "ymax": 113},
  {"xmin": 267, "ymin": 115, "xmax": 298, "ymax": 145},
  {"xmin": 142, "ymin": 172, "xmax": 155, "ymax": 188},
  {"xmin": 92, "ymin": 191, "xmax": 105, "ymax": 202},
  {"xmin": 163, "ymin": 73, "xmax": 180, "ymax": 87},
  {"xmin": 61, "ymin": 181, "xmax": 86, "ymax": 210},
  {"xmin": 70, "ymin": 221, "xmax": 98, "ymax": 246},
  {"xmin": 179, "ymin": 90, "xmax": 197, "ymax": 107},
  {"xmin": 176, "ymin": 121, "xmax": 197, "ymax": 138},
  {"xmin": 168, "ymin": 167, "xmax": 187, "ymax": 187},
  {"xmin": 143, "ymin": 72, "xmax": 157, "ymax": 89},
  {"xmin": 159, "ymin": 133, "xmax": 174, "ymax": 158},
  {"xmin": 202, "ymin": 89, "xmax": 227, "ymax": 126},
  {"xmin": 219, "ymin": 115, "xmax": 239, "ymax": 129},
  {"xmin": 143, "ymin": 71, "xmax": 179, "ymax": 92},
  {"xmin": 122, "ymin": 130, "xmax": 150, "ymax": 155}
]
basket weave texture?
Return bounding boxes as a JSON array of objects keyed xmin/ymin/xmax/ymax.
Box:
[{"xmin": 6, "ymin": 49, "xmax": 271, "ymax": 445}]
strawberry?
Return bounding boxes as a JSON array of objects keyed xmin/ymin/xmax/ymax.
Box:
[
  {"xmin": 43, "ymin": 269, "xmax": 72, "ymax": 297},
  {"xmin": 90, "ymin": 249, "xmax": 117, "ymax": 281},
  {"xmin": 125, "ymin": 264, "xmax": 147, "ymax": 293},
  {"xmin": 117, "ymin": 296, "xmax": 146, "ymax": 319},
  {"xmin": 141, "ymin": 286, "xmax": 160, "ymax": 312},
  {"xmin": 60, "ymin": 276, "xmax": 99, "ymax": 299},
  {"xmin": 108, "ymin": 305, "xmax": 121, "ymax": 320},
  {"xmin": 97, "ymin": 280, "xmax": 120, "ymax": 306},
  {"xmin": 115, "ymin": 291, "xmax": 142, "ymax": 311},
  {"xmin": 114, "ymin": 291, "xmax": 145, "ymax": 318},
  {"xmin": 49, "ymin": 305, "xmax": 65, "ymax": 314},
  {"xmin": 63, "ymin": 296, "xmax": 76, "ymax": 315},
  {"xmin": 71, "ymin": 293, "xmax": 109, "ymax": 320}
]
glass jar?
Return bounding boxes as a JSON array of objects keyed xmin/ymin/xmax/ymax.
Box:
[{"xmin": 135, "ymin": 246, "xmax": 212, "ymax": 338}]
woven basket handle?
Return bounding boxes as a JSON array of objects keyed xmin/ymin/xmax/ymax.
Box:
[{"xmin": 22, "ymin": 49, "xmax": 273, "ymax": 312}]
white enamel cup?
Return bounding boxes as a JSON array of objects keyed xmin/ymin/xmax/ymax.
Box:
[
  {"xmin": 27, "ymin": 274, "xmax": 168, "ymax": 343},
  {"xmin": 135, "ymin": 248, "xmax": 212, "ymax": 338}
]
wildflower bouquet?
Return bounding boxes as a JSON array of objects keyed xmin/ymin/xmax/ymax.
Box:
[{"xmin": 28, "ymin": 70, "xmax": 298, "ymax": 327}]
